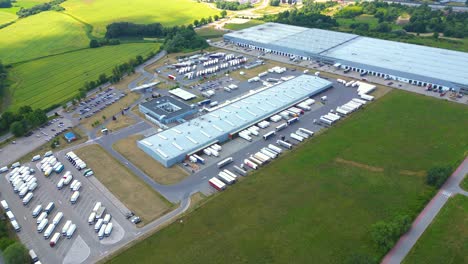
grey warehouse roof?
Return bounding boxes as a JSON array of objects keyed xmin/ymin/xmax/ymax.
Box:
[
  {"xmin": 226, "ymin": 22, "xmax": 358, "ymax": 54},
  {"xmin": 139, "ymin": 75, "xmax": 331, "ymax": 161},
  {"xmin": 140, "ymin": 96, "xmax": 192, "ymax": 119},
  {"xmin": 225, "ymin": 23, "xmax": 468, "ymax": 87},
  {"xmin": 321, "ymin": 37, "xmax": 468, "ymax": 87}
]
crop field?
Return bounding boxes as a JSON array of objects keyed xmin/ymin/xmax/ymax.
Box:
[
  {"xmin": 62, "ymin": 0, "xmax": 218, "ymax": 37},
  {"xmin": 0, "ymin": 11, "xmax": 89, "ymax": 64},
  {"xmin": 403, "ymin": 195, "xmax": 468, "ymax": 264},
  {"xmin": 0, "ymin": 11, "xmax": 16, "ymax": 24},
  {"xmin": 108, "ymin": 91, "xmax": 468, "ymax": 263},
  {"xmin": 8, "ymin": 43, "xmax": 160, "ymax": 111}
]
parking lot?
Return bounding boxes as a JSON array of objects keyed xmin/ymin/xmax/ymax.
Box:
[
  {"xmin": 0, "ymin": 150, "xmax": 140, "ymax": 264},
  {"xmin": 75, "ymin": 87, "xmax": 127, "ymax": 120}
]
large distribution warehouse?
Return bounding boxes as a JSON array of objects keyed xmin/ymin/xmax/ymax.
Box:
[
  {"xmin": 138, "ymin": 75, "xmax": 332, "ymax": 167},
  {"xmin": 224, "ymin": 23, "xmax": 468, "ymax": 94}
]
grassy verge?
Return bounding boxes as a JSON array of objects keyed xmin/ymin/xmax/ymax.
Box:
[
  {"xmin": 461, "ymin": 174, "xmax": 468, "ymax": 192},
  {"xmin": 113, "ymin": 135, "xmax": 188, "ymax": 185},
  {"xmin": 196, "ymin": 27, "xmax": 226, "ymax": 39},
  {"xmin": 403, "ymin": 195, "xmax": 468, "ymax": 264},
  {"xmin": 224, "ymin": 19, "xmax": 264, "ymax": 30},
  {"xmin": 74, "ymin": 144, "xmax": 173, "ymax": 223},
  {"xmin": 107, "ymin": 90, "xmax": 468, "ymax": 263}
]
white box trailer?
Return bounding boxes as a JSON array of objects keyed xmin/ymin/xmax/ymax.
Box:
[
  {"xmin": 208, "ymin": 148, "xmax": 219, "ymax": 157},
  {"xmin": 239, "ymin": 132, "xmax": 252, "ymax": 142},
  {"xmin": 70, "ymin": 191, "xmax": 80, "ymax": 204},
  {"xmin": 296, "ymin": 103, "xmax": 311, "ymax": 111},
  {"xmin": 49, "ymin": 232, "xmax": 61, "ymax": 247},
  {"xmin": 261, "ymin": 148, "xmax": 277, "ymax": 159},
  {"xmin": 44, "ymin": 224, "xmax": 56, "ymax": 239},
  {"xmin": 223, "ymin": 170, "xmax": 237, "ymax": 180},
  {"xmin": 352, "ymin": 98, "xmax": 367, "ymax": 105},
  {"xmin": 62, "ymin": 220, "xmax": 72, "ymax": 235},
  {"xmin": 37, "ymin": 212, "xmax": 47, "ymax": 224},
  {"xmin": 267, "ymin": 144, "xmax": 283, "ymax": 154},
  {"xmin": 244, "ymin": 159, "xmax": 258, "ymax": 170},
  {"xmin": 277, "ymin": 140, "xmax": 292, "ymax": 149},
  {"xmin": 233, "ymin": 165, "xmax": 247, "ymax": 176},
  {"xmin": 104, "ymin": 222, "xmax": 113, "ymax": 237},
  {"xmin": 247, "ymin": 127, "xmax": 259, "ymax": 136},
  {"xmin": 290, "ymin": 133, "xmax": 304, "ymax": 142},
  {"xmin": 203, "ymin": 148, "xmax": 212, "ymax": 156},
  {"xmin": 211, "ymin": 144, "xmax": 222, "ymax": 151},
  {"xmin": 217, "ymin": 157, "xmax": 233, "ymax": 168},
  {"xmin": 249, "ymin": 156, "xmax": 264, "ymax": 166},
  {"xmin": 66, "ymin": 224, "xmax": 76, "ymax": 238},
  {"xmin": 275, "ymin": 123, "xmax": 288, "ymax": 131},
  {"xmin": 279, "ymin": 111, "xmax": 290, "ymax": 120},
  {"xmin": 93, "ymin": 202, "xmax": 101, "ymax": 212},
  {"xmin": 298, "ymin": 128, "xmax": 314, "ymax": 136},
  {"xmin": 303, "ymin": 98, "xmax": 315, "ymax": 106},
  {"xmin": 218, "ymin": 172, "xmax": 235, "ymax": 185},
  {"xmin": 209, "ymin": 177, "xmax": 226, "ymax": 191},
  {"xmin": 360, "ymin": 94, "xmax": 374, "ymax": 101},
  {"xmin": 295, "ymin": 130, "xmax": 309, "ymax": 139},
  {"xmin": 52, "ymin": 212, "xmax": 63, "ymax": 225},
  {"xmin": 328, "ymin": 113, "xmax": 341, "ymax": 120},
  {"xmin": 257, "ymin": 121, "xmax": 270, "ymax": 129},
  {"xmin": 254, "ymin": 152, "xmax": 271, "ymax": 163},
  {"xmin": 73, "ymin": 181, "xmax": 82, "ymax": 191},
  {"xmin": 38, "ymin": 219, "xmax": 48, "ymax": 233},
  {"xmin": 23, "ymin": 192, "xmax": 33, "ymax": 205},
  {"xmin": 336, "ymin": 107, "xmax": 349, "ymax": 115},
  {"xmin": 270, "ymin": 115, "xmax": 282, "ymax": 122},
  {"xmin": 319, "ymin": 116, "xmax": 334, "ymax": 126}
]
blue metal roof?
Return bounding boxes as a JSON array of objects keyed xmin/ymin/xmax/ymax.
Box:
[{"xmin": 139, "ymin": 75, "xmax": 332, "ymax": 162}]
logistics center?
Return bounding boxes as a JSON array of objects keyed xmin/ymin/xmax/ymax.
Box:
[
  {"xmin": 138, "ymin": 75, "xmax": 332, "ymax": 167},
  {"xmin": 224, "ymin": 23, "xmax": 468, "ymax": 94}
]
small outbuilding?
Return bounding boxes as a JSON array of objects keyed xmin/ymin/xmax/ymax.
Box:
[{"xmin": 64, "ymin": 132, "xmax": 77, "ymax": 143}]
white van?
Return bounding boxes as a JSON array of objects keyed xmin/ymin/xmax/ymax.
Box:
[
  {"xmin": 98, "ymin": 224, "xmax": 106, "ymax": 240},
  {"xmin": 70, "ymin": 180, "xmax": 78, "ymax": 190},
  {"xmin": 11, "ymin": 220, "xmax": 21, "ymax": 232},
  {"xmin": 0, "ymin": 166, "xmax": 8, "ymax": 173},
  {"xmin": 32, "ymin": 205, "xmax": 42, "ymax": 218},
  {"xmin": 29, "ymin": 249, "xmax": 38, "ymax": 262},
  {"xmin": 22, "ymin": 192, "xmax": 33, "ymax": 205},
  {"xmin": 72, "ymin": 182, "xmax": 81, "ymax": 192},
  {"xmin": 70, "ymin": 191, "xmax": 80, "ymax": 204},
  {"xmin": 56, "ymin": 179, "xmax": 65, "ymax": 190},
  {"xmin": 103, "ymin": 214, "xmax": 112, "ymax": 224},
  {"xmin": 11, "ymin": 162, "xmax": 20, "ymax": 169},
  {"xmin": 1, "ymin": 200, "xmax": 9, "ymax": 211}
]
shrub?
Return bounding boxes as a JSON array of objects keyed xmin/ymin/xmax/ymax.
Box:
[{"xmin": 426, "ymin": 166, "xmax": 452, "ymax": 188}]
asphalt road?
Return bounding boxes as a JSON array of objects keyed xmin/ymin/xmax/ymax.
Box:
[{"xmin": 382, "ymin": 157, "xmax": 468, "ymax": 264}]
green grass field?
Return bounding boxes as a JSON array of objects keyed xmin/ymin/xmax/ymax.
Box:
[
  {"xmin": 62, "ymin": 0, "xmax": 218, "ymax": 37},
  {"xmin": 0, "ymin": 11, "xmax": 16, "ymax": 24},
  {"xmin": 8, "ymin": 43, "xmax": 160, "ymax": 110},
  {"xmin": 224, "ymin": 19, "xmax": 264, "ymax": 30},
  {"xmin": 403, "ymin": 195, "xmax": 468, "ymax": 264},
  {"xmin": 461, "ymin": 174, "xmax": 468, "ymax": 191},
  {"xmin": 0, "ymin": 11, "xmax": 89, "ymax": 64},
  {"xmin": 108, "ymin": 91, "xmax": 468, "ymax": 263}
]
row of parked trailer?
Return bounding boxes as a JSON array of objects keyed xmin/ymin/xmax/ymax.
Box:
[
  {"xmin": 7, "ymin": 166, "xmax": 38, "ymax": 210},
  {"xmin": 36, "ymin": 209, "xmax": 76, "ymax": 247},
  {"xmin": 87, "ymin": 202, "xmax": 113, "ymax": 239},
  {"xmin": 65, "ymin": 151, "xmax": 87, "ymax": 171},
  {"xmin": 319, "ymin": 97, "xmax": 369, "ymax": 126}
]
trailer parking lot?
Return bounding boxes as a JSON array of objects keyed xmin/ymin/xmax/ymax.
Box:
[{"xmin": 0, "ymin": 151, "xmax": 140, "ymax": 263}]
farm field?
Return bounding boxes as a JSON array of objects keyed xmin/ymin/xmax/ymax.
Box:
[
  {"xmin": 75, "ymin": 144, "xmax": 173, "ymax": 224},
  {"xmin": 0, "ymin": 11, "xmax": 16, "ymax": 24},
  {"xmin": 62, "ymin": 0, "xmax": 218, "ymax": 37},
  {"xmin": 224, "ymin": 19, "xmax": 264, "ymax": 30},
  {"xmin": 403, "ymin": 195, "xmax": 468, "ymax": 264},
  {"xmin": 0, "ymin": 11, "xmax": 89, "ymax": 64},
  {"xmin": 108, "ymin": 91, "xmax": 468, "ymax": 263},
  {"xmin": 8, "ymin": 43, "xmax": 160, "ymax": 111}
]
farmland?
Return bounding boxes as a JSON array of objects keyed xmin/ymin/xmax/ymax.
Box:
[
  {"xmin": 0, "ymin": 11, "xmax": 89, "ymax": 64},
  {"xmin": 8, "ymin": 43, "xmax": 160, "ymax": 111},
  {"xmin": 403, "ymin": 195, "xmax": 468, "ymax": 264},
  {"xmin": 62, "ymin": 0, "xmax": 218, "ymax": 36},
  {"xmin": 108, "ymin": 91, "xmax": 468, "ymax": 263},
  {"xmin": 224, "ymin": 19, "xmax": 264, "ymax": 30}
]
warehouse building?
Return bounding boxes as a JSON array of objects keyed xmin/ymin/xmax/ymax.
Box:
[
  {"xmin": 224, "ymin": 23, "xmax": 468, "ymax": 94},
  {"xmin": 139, "ymin": 96, "xmax": 196, "ymax": 126},
  {"xmin": 138, "ymin": 75, "xmax": 332, "ymax": 167}
]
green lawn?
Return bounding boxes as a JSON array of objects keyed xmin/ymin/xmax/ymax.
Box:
[
  {"xmin": 0, "ymin": 11, "xmax": 89, "ymax": 64},
  {"xmin": 8, "ymin": 43, "xmax": 160, "ymax": 110},
  {"xmin": 337, "ymin": 14, "xmax": 403, "ymax": 31},
  {"xmin": 0, "ymin": 10, "xmax": 16, "ymax": 24},
  {"xmin": 403, "ymin": 195, "xmax": 468, "ymax": 264},
  {"xmin": 461, "ymin": 174, "xmax": 468, "ymax": 191},
  {"xmin": 224, "ymin": 19, "xmax": 264, "ymax": 30},
  {"xmin": 196, "ymin": 27, "xmax": 226, "ymax": 39},
  {"xmin": 62, "ymin": 0, "xmax": 218, "ymax": 37},
  {"xmin": 108, "ymin": 90, "xmax": 468, "ymax": 264}
]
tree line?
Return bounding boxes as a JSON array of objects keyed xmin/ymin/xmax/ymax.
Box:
[
  {"xmin": 16, "ymin": 0, "xmax": 65, "ymax": 18},
  {"xmin": 215, "ymin": 0, "xmax": 252, "ymax": 11},
  {"xmin": 105, "ymin": 22, "xmax": 208, "ymax": 52},
  {"xmin": 0, "ymin": 0, "xmax": 12, "ymax": 8}
]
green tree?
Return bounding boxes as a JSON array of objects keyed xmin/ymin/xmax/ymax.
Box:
[
  {"xmin": 10, "ymin": 121, "xmax": 26, "ymax": 137},
  {"xmin": 0, "ymin": 237, "xmax": 15, "ymax": 251},
  {"xmin": 270, "ymin": 0, "xmax": 280, "ymax": 6},
  {"xmin": 3, "ymin": 242, "xmax": 29, "ymax": 264},
  {"xmin": 214, "ymin": 14, "xmax": 219, "ymax": 21},
  {"xmin": 0, "ymin": 0, "xmax": 12, "ymax": 8},
  {"xmin": 426, "ymin": 166, "xmax": 452, "ymax": 188},
  {"xmin": 89, "ymin": 39, "xmax": 100, "ymax": 48},
  {"xmin": 375, "ymin": 22, "xmax": 392, "ymax": 33},
  {"xmin": 193, "ymin": 19, "xmax": 200, "ymax": 27},
  {"xmin": 220, "ymin": 10, "xmax": 227, "ymax": 18},
  {"xmin": 432, "ymin": 32, "xmax": 439, "ymax": 39},
  {"xmin": 98, "ymin": 73, "xmax": 108, "ymax": 84},
  {"xmin": 371, "ymin": 221, "xmax": 395, "ymax": 252}
]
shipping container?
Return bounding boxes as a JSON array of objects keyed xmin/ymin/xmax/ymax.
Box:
[
  {"xmin": 319, "ymin": 117, "xmax": 334, "ymax": 126},
  {"xmin": 254, "ymin": 152, "xmax": 270, "ymax": 163},
  {"xmin": 360, "ymin": 94, "xmax": 374, "ymax": 101}
]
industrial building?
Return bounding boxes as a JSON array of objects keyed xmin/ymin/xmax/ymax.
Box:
[
  {"xmin": 139, "ymin": 96, "xmax": 196, "ymax": 126},
  {"xmin": 138, "ymin": 75, "xmax": 332, "ymax": 167},
  {"xmin": 224, "ymin": 23, "xmax": 468, "ymax": 94}
]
